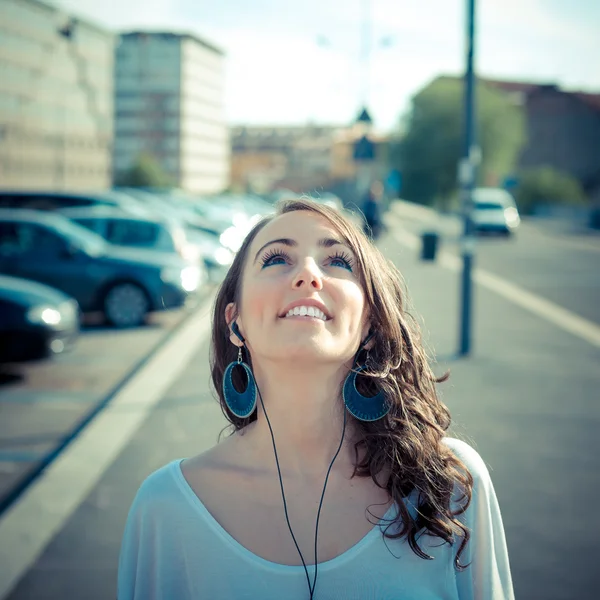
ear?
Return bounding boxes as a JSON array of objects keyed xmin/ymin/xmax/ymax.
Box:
[
  {"xmin": 360, "ymin": 307, "xmax": 373, "ymax": 350},
  {"xmin": 361, "ymin": 328, "xmax": 375, "ymax": 351},
  {"xmin": 225, "ymin": 302, "xmax": 244, "ymax": 347}
]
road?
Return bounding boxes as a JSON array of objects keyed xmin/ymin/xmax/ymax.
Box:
[
  {"xmin": 0, "ymin": 204, "xmax": 598, "ymax": 600},
  {"xmin": 388, "ymin": 202, "xmax": 600, "ymax": 325}
]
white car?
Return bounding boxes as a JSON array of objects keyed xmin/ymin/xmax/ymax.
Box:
[{"xmin": 471, "ymin": 188, "xmax": 520, "ymax": 236}]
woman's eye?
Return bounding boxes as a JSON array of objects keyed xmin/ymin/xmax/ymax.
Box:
[
  {"xmin": 329, "ymin": 253, "xmax": 354, "ymax": 271},
  {"xmin": 260, "ymin": 249, "xmax": 354, "ymax": 271},
  {"xmin": 261, "ymin": 250, "xmax": 290, "ymax": 268}
]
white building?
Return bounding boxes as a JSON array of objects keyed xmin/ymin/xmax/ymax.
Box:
[
  {"xmin": 114, "ymin": 32, "xmax": 229, "ymax": 194},
  {"xmin": 0, "ymin": 0, "xmax": 114, "ymax": 190}
]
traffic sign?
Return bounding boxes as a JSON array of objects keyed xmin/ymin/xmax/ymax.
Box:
[{"xmin": 353, "ymin": 135, "xmax": 375, "ymax": 161}]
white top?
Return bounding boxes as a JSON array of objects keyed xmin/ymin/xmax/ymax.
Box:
[{"xmin": 118, "ymin": 438, "xmax": 514, "ymax": 600}]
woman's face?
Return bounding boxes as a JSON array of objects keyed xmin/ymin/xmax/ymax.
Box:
[{"xmin": 228, "ymin": 211, "xmax": 370, "ymax": 366}]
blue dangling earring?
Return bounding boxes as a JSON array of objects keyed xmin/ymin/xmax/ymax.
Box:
[
  {"xmin": 343, "ymin": 337, "xmax": 390, "ymax": 422},
  {"xmin": 223, "ymin": 322, "xmax": 257, "ymax": 419}
]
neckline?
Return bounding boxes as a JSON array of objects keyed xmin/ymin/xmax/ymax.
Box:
[{"xmin": 172, "ymin": 458, "xmax": 398, "ymax": 572}]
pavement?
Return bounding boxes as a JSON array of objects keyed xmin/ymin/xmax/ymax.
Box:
[
  {"xmin": 0, "ymin": 205, "xmax": 599, "ymax": 600},
  {"xmin": 0, "ymin": 305, "xmax": 198, "ymax": 514}
]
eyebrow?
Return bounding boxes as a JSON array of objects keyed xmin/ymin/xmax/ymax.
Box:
[{"xmin": 253, "ymin": 237, "xmax": 351, "ymax": 264}]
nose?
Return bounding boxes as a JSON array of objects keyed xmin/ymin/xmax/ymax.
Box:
[{"xmin": 292, "ymin": 258, "xmax": 323, "ymax": 290}]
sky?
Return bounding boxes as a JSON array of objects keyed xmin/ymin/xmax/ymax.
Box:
[{"xmin": 53, "ymin": 0, "xmax": 600, "ymax": 132}]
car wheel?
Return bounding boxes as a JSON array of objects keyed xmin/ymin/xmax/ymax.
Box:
[{"xmin": 103, "ymin": 282, "xmax": 149, "ymax": 328}]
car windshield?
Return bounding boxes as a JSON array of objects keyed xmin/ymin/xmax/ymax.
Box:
[
  {"xmin": 51, "ymin": 217, "xmax": 107, "ymax": 255},
  {"xmin": 473, "ymin": 188, "xmax": 514, "ymax": 207},
  {"xmin": 475, "ymin": 202, "xmax": 504, "ymax": 210}
]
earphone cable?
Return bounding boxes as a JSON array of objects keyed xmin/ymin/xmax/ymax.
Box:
[
  {"xmin": 255, "ymin": 381, "xmax": 347, "ymax": 600},
  {"xmin": 311, "ymin": 404, "xmax": 347, "ymax": 597},
  {"xmin": 255, "ymin": 382, "xmax": 313, "ymax": 597}
]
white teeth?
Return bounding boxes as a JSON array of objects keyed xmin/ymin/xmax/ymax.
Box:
[{"xmin": 284, "ymin": 306, "xmax": 328, "ymax": 320}]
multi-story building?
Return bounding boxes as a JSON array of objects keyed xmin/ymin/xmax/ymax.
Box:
[
  {"xmin": 230, "ymin": 125, "xmax": 342, "ymax": 192},
  {"xmin": 114, "ymin": 32, "xmax": 229, "ymax": 194},
  {"xmin": 485, "ymin": 79, "xmax": 600, "ymax": 203},
  {"xmin": 230, "ymin": 124, "xmax": 390, "ymax": 196},
  {"xmin": 0, "ymin": 0, "xmax": 114, "ymax": 190}
]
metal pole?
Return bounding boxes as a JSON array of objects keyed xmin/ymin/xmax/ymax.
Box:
[{"xmin": 459, "ymin": 0, "xmax": 477, "ymax": 356}]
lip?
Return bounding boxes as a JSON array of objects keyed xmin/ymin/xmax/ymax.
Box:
[{"xmin": 279, "ymin": 298, "xmax": 332, "ymax": 320}]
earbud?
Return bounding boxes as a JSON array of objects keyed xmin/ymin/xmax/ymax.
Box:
[
  {"xmin": 360, "ymin": 331, "xmax": 374, "ymax": 350},
  {"xmin": 231, "ymin": 321, "xmax": 245, "ymax": 344}
]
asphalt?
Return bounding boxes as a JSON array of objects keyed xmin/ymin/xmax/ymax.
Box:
[
  {"xmin": 3, "ymin": 214, "xmax": 599, "ymax": 600},
  {"xmin": 389, "ymin": 202, "xmax": 600, "ymax": 325},
  {"xmin": 0, "ymin": 306, "xmax": 196, "ymax": 514}
]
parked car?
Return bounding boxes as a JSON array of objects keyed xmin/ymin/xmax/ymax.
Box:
[
  {"xmin": 0, "ymin": 210, "xmax": 204, "ymax": 327},
  {"xmin": 134, "ymin": 188, "xmax": 250, "ymax": 252},
  {"xmin": 0, "ymin": 190, "xmax": 150, "ymax": 218},
  {"xmin": 472, "ymin": 188, "xmax": 521, "ymax": 236},
  {"xmin": 184, "ymin": 228, "xmax": 234, "ymax": 283},
  {"xmin": 57, "ymin": 205, "xmax": 198, "ymax": 261},
  {"xmin": 115, "ymin": 187, "xmax": 224, "ymax": 239},
  {"xmin": 0, "ymin": 275, "xmax": 79, "ymax": 363},
  {"xmin": 58, "ymin": 206, "xmax": 227, "ymax": 282}
]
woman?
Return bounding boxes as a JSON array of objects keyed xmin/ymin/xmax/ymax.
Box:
[{"xmin": 118, "ymin": 199, "xmax": 514, "ymax": 599}]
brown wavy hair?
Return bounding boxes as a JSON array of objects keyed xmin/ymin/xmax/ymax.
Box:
[{"xmin": 210, "ymin": 198, "xmax": 473, "ymax": 568}]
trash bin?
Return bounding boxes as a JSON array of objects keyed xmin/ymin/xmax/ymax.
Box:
[{"xmin": 421, "ymin": 231, "xmax": 439, "ymax": 261}]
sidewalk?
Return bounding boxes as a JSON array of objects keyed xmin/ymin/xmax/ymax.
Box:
[
  {"xmin": 0, "ymin": 308, "xmax": 192, "ymax": 514},
  {"xmin": 2, "ymin": 220, "xmax": 598, "ymax": 600}
]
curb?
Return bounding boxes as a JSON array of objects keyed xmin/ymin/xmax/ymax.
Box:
[{"xmin": 0, "ymin": 289, "xmax": 215, "ymax": 518}]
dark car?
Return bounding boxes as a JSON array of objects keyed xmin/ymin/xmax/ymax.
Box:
[
  {"xmin": 0, "ymin": 189, "xmax": 150, "ymax": 218},
  {"xmin": 0, "ymin": 275, "xmax": 79, "ymax": 363},
  {"xmin": 0, "ymin": 210, "xmax": 204, "ymax": 327}
]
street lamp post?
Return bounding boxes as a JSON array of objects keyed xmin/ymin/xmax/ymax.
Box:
[{"xmin": 458, "ymin": 0, "xmax": 478, "ymax": 357}]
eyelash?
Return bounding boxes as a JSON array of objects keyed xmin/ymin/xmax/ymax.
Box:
[{"xmin": 260, "ymin": 249, "xmax": 355, "ymax": 271}]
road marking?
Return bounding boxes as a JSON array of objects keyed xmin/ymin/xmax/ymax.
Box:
[
  {"xmin": 0, "ymin": 293, "xmax": 216, "ymax": 600},
  {"xmin": 386, "ymin": 218, "xmax": 600, "ymax": 349}
]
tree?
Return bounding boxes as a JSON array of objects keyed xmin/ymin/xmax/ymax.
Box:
[
  {"xmin": 393, "ymin": 77, "xmax": 525, "ymax": 209},
  {"xmin": 515, "ymin": 166, "xmax": 587, "ymax": 215},
  {"xmin": 115, "ymin": 153, "xmax": 173, "ymax": 188}
]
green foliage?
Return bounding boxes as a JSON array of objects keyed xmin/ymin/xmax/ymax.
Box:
[
  {"xmin": 115, "ymin": 153, "xmax": 173, "ymax": 188},
  {"xmin": 515, "ymin": 166, "xmax": 587, "ymax": 215},
  {"xmin": 394, "ymin": 77, "xmax": 525, "ymax": 209}
]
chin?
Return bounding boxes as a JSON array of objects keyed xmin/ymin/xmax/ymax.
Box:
[{"xmin": 270, "ymin": 339, "xmax": 343, "ymax": 364}]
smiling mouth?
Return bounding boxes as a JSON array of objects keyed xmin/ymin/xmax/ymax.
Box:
[
  {"xmin": 281, "ymin": 306, "xmax": 330, "ymax": 321},
  {"xmin": 282, "ymin": 314, "xmax": 327, "ymax": 322}
]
